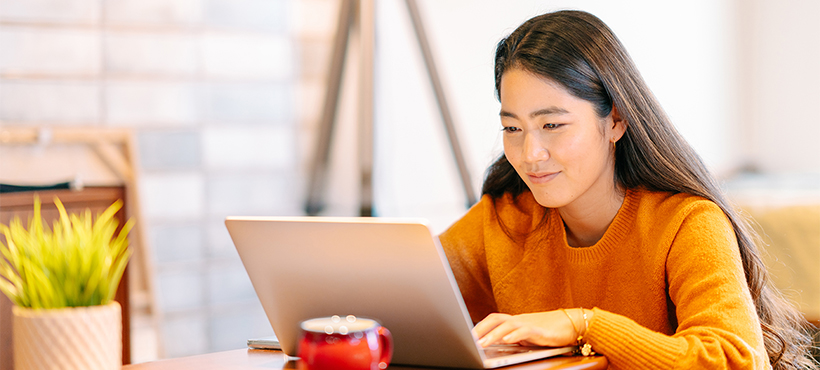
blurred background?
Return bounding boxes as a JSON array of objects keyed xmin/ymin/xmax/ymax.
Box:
[{"xmin": 0, "ymin": 0, "xmax": 818, "ymax": 363}]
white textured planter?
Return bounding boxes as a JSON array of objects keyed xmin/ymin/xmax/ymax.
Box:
[{"xmin": 13, "ymin": 302, "xmax": 122, "ymax": 370}]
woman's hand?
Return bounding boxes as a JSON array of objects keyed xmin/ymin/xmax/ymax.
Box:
[{"xmin": 473, "ymin": 310, "xmax": 583, "ymax": 347}]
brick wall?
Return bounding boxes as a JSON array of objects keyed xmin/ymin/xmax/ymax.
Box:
[{"xmin": 0, "ymin": 0, "xmax": 303, "ymax": 361}]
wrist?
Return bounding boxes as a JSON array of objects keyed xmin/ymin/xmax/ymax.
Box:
[
  {"xmin": 578, "ymin": 308, "xmax": 595, "ymax": 356},
  {"xmin": 580, "ymin": 308, "xmax": 593, "ymax": 337},
  {"xmin": 572, "ymin": 309, "xmax": 585, "ymax": 337},
  {"xmin": 562, "ymin": 308, "xmax": 595, "ymax": 356}
]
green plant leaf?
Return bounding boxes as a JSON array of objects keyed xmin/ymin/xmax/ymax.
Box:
[
  {"xmin": 0, "ymin": 278, "xmax": 19, "ymax": 304},
  {"xmin": 0, "ymin": 196, "xmax": 133, "ymax": 308}
]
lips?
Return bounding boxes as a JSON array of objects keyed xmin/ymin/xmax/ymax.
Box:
[{"xmin": 526, "ymin": 171, "xmax": 559, "ymax": 184}]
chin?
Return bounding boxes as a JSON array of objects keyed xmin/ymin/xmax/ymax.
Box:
[{"xmin": 531, "ymin": 191, "xmax": 568, "ymax": 209}]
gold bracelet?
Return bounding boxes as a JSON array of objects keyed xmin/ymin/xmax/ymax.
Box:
[
  {"xmin": 579, "ymin": 309, "xmax": 595, "ymax": 356},
  {"xmin": 560, "ymin": 308, "xmax": 581, "ymax": 346}
]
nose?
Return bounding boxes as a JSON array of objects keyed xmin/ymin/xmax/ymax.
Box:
[{"xmin": 522, "ymin": 132, "xmax": 549, "ymax": 163}]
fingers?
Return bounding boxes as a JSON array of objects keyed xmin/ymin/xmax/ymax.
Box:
[
  {"xmin": 474, "ymin": 313, "xmax": 534, "ymax": 347},
  {"xmin": 472, "ymin": 311, "xmax": 577, "ymax": 348},
  {"xmin": 499, "ymin": 326, "xmax": 536, "ymax": 345},
  {"xmin": 472, "ymin": 313, "xmax": 511, "ymax": 343},
  {"xmin": 482, "ymin": 324, "xmax": 535, "ymax": 347}
]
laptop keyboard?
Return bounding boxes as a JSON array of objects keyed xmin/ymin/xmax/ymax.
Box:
[{"xmin": 483, "ymin": 345, "xmax": 547, "ymax": 359}]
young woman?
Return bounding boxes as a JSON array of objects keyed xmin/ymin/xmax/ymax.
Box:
[{"xmin": 438, "ymin": 10, "xmax": 816, "ymax": 369}]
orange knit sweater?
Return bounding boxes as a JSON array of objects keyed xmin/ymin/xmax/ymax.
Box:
[{"xmin": 439, "ymin": 188, "xmax": 770, "ymax": 369}]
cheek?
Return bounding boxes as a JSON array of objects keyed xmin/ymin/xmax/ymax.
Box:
[
  {"xmin": 502, "ymin": 140, "xmax": 529, "ymax": 179},
  {"xmin": 561, "ymin": 135, "xmax": 607, "ymax": 170},
  {"xmin": 549, "ymin": 135, "xmax": 581, "ymax": 162},
  {"xmin": 502, "ymin": 137, "xmax": 519, "ymax": 164}
]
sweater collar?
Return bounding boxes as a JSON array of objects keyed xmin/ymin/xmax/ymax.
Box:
[{"xmin": 550, "ymin": 187, "xmax": 642, "ymax": 261}]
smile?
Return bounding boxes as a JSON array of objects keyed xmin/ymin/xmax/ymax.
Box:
[{"xmin": 526, "ymin": 171, "xmax": 559, "ymax": 184}]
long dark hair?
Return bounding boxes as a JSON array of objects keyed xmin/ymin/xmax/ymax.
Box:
[{"xmin": 485, "ymin": 10, "xmax": 815, "ymax": 369}]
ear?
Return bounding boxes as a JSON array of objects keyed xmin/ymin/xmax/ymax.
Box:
[{"xmin": 609, "ymin": 105, "xmax": 627, "ymax": 143}]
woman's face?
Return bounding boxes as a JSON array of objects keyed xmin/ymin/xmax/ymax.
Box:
[{"xmin": 499, "ymin": 68, "xmax": 624, "ymax": 210}]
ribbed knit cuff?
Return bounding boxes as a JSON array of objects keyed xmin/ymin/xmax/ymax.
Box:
[{"xmin": 586, "ymin": 308, "xmax": 685, "ymax": 369}]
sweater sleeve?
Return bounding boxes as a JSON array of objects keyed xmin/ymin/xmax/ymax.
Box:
[
  {"xmin": 584, "ymin": 201, "xmax": 770, "ymax": 369},
  {"xmin": 439, "ymin": 195, "xmax": 498, "ymax": 324}
]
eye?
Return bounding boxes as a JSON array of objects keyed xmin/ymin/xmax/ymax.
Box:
[
  {"xmin": 501, "ymin": 126, "xmax": 520, "ymax": 133},
  {"xmin": 543, "ymin": 123, "xmax": 560, "ymax": 129}
]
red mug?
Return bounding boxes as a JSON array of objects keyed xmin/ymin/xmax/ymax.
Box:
[{"xmin": 297, "ymin": 315, "xmax": 393, "ymax": 370}]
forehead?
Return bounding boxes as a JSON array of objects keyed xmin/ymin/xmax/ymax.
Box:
[
  {"xmin": 499, "ymin": 69, "xmax": 588, "ymax": 113},
  {"xmin": 500, "ymin": 68, "xmax": 566, "ymax": 95}
]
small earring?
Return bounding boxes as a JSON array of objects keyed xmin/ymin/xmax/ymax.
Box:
[{"xmin": 612, "ymin": 139, "xmax": 617, "ymax": 151}]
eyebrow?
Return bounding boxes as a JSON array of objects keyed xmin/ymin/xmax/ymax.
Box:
[{"xmin": 499, "ymin": 107, "xmax": 570, "ymax": 119}]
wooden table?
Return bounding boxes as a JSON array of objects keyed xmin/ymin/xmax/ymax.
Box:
[{"xmin": 123, "ymin": 349, "xmax": 607, "ymax": 370}]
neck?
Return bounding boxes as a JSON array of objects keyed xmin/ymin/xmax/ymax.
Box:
[{"xmin": 559, "ymin": 185, "xmax": 625, "ymax": 248}]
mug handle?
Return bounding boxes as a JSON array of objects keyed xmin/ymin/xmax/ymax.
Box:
[{"xmin": 377, "ymin": 326, "xmax": 393, "ymax": 370}]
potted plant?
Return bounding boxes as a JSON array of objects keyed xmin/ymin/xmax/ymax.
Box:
[{"xmin": 0, "ymin": 195, "xmax": 132, "ymax": 370}]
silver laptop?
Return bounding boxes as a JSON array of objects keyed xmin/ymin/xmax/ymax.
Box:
[{"xmin": 225, "ymin": 216, "xmax": 575, "ymax": 368}]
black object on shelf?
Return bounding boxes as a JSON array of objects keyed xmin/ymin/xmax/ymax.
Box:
[{"xmin": 0, "ymin": 182, "xmax": 72, "ymax": 193}]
